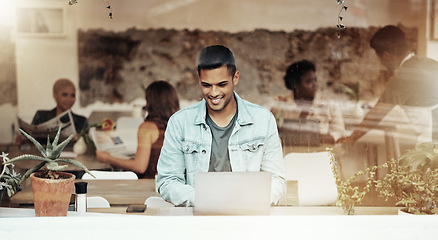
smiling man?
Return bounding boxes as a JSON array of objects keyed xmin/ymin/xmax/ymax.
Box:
[{"xmin": 157, "ymin": 45, "xmax": 286, "ymax": 207}]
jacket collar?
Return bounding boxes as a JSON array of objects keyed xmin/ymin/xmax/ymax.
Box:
[{"xmin": 193, "ymin": 92, "xmax": 253, "ymax": 126}]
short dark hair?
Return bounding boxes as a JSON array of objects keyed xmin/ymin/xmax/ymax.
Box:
[
  {"xmin": 145, "ymin": 80, "xmax": 180, "ymax": 125},
  {"xmin": 53, "ymin": 78, "xmax": 75, "ymax": 95},
  {"xmin": 370, "ymin": 25, "xmax": 410, "ymax": 58},
  {"xmin": 284, "ymin": 60, "xmax": 316, "ymax": 94},
  {"xmin": 197, "ymin": 45, "xmax": 236, "ymax": 77}
]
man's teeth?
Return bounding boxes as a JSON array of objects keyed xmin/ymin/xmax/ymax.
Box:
[{"xmin": 211, "ymin": 98, "xmax": 220, "ymax": 104}]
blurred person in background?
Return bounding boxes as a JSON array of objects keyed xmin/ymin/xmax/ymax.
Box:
[
  {"xmin": 15, "ymin": 78, "xmax": 88, "ymax": 145},
  {"xmin": 337, "ymin": 25, "xmax": 438, "ymax": 146},
  {"xmin": 96, "ymin": 80, "xmax": 180, "ymax": 179},
  {"xmin": 271, "ymin": 60, "xmax": 345, "ymax": 146}
]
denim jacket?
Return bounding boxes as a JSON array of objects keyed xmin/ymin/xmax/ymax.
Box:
[{"xmin": 157, "ymin": 92, "xmax": 286, "ymax": 207}]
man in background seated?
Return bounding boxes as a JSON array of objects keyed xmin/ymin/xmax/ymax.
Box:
[
  {"xmin": 31, "ymin": 78, "xmax": 88, "ymax": 133},
  {"xmin": 157, "ymin": 45, "xmax": 286, "ymax": 207},
  {"xmin": 15, "ymin": 78, "xmax": 88, "ymax": 145},
  {"xmin": 271, "ymin": 60, "xmax": 345, "ymax": 147},
  {"xmin": 337, "ymin": 25, "xmax": 438, "ymax": 145}
]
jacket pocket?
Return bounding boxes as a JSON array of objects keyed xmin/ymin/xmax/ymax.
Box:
[
  {"xmin": 238, "ymin": 139, "xmax": 265, "ymax": 170},
  {"xmin": 182, "ymin": 141, "xmax": 203, "ymax": 173},
  {"xmin": 239, "ymin": 139, "xmax": 265, "ymax": 152}
]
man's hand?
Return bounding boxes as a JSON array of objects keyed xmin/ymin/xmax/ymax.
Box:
[{"xmin": 337, "ymin": 101, "xmax": 394, "ymax": 145}]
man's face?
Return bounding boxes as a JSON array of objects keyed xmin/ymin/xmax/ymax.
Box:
[
  {"xmin": 295, "ymin": 70, "xmax": 318, "ymax": 101},
  {"xmin": 54, "ymin": 85, "xmax": 76, "ymax": 112},
  {"xmin": 199, "ymin": 65, "xmax": 239, "ymax": 113},
  {"xmin": 376, "ymin": 51, "xmax": 398, "ymax": 73}
]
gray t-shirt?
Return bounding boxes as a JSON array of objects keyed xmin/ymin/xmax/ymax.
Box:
[{"xmin": 206, "ymin": 112, "xmax": 238, "ymax": 172}]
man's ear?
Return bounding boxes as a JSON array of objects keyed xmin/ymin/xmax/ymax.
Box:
[
  {"xmin": 197, "ymin": 70, "xmax": 202, "ymax": 84},
  {"xmin": 233, "ymin": 71, "xmax": 240, "ymax": 85},
  {"xmin": 380, "ymin": 51, "xmax": 392, "ymax": 61},
  {"xmin": 379, "ymin": 51, "xmax": 400, "ymax": 71}
]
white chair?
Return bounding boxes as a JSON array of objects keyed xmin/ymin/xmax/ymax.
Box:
[
  {"xmin": 283, "ymin": 151, "xmax": 338, "ymax": 206},
  {"xmin": 87, "ymin": 196, "xmax": 110, "ymax": 208},
  {"xmin": 82, "ymin": 170, "xmax": 138, "ymax": 180}
]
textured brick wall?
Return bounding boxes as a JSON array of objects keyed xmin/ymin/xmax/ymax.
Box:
[
  {"xmin": 0, "ymin": 25, "xmax": 17, "ymax": 106},
  {"xmin": 78, "ymin": 25, "xmax": 417, "ymax": 107}
]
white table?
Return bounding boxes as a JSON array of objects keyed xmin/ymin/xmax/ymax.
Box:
[{"xmin": 1, "ymin": 207, "xmax": 437, "ymax": 240}]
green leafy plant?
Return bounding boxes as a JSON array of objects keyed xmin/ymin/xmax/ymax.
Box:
[
  {"xmin": 328, "ymin": 148, "xmax": 388, "ymax": 215},
  {"xmin": 375, "ymin": 142, "xmax": 438, "ymax": 214},
  {"xmin": 4, "ymin": 124, "xmax": 95, "ymax": 185},
  {"xmin": 0, "ymin": 153, "xmax": 21, "ymax": 197}
]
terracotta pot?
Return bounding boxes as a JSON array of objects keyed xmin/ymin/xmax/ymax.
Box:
[{"xmin": 31, "ymin": 172, "xmax": 75, "ymax": 217}]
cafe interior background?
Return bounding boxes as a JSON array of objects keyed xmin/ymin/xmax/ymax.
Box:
[{"xmin": 0, "ymin": 0, "xmax": 438, "ymax": 178}]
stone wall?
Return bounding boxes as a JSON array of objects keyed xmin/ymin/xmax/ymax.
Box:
[
  {"xmin": 0, "ymin": 25, "xmax": 17, "ymax": 105},
  {"xmin": 78, "ymin": 25, "xmax": 417, "ymax": 107}
]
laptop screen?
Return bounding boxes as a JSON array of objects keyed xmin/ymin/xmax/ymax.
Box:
[{"xmin": 194, "ymin": 172, "xmax": 272, "ymax": 216}]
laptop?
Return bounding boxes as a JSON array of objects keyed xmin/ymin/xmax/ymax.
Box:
[{"xmin": 194, "ymin": 172, "xmax": 272, "ymax": 216}]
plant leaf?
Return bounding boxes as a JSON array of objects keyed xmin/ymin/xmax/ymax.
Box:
[
  {"xmin": 19, "ymin": 161, "xmax": 46, "ymax": 185},
  {"xmin": 5, "ymin": 154, "xmax": 53, "ymax": 164},
  {"xmin": 48, "ymin": 134, "xmax": 74, "ymax": 159},
  {"xmin": 56, "ymin": 158, "xmax": 95, "ymax": 178},
  {"xmin": 46, "ymin": 161, "xmax": 68, "ymax": 171},
  {"xmin": 19, "ymin": 129, "xmax": 47, "ymax": 158},
  {"xmin": 46, "ymin": 135, "xmax": 52, "ymax": 156},
  {"xmin": 399, "ymin": 142, "xmax": 438, "ymax": 171},
  {"xmin": 83, "ymin": 134, "xmax": 93, "ymax": 148},
  {"xmin": 52, "ymin": 124, "xmax": 63, "ymax": 147},
  {"xmin": 334, "ymin": 82, "xmax": 359, "ymax": 102}
]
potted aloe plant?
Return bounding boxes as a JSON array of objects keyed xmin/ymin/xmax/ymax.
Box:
[
  {"xmin": 4, "ymin": 124, "xmax": 95, "ymax": 216},
  {"xmin": 375, "ymin": 142, "xmax": 438, "ymax": 215}
]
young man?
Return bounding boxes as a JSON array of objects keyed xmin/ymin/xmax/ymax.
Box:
[
  {"xmin": 337, "ymin": 25, "xmax": 438, "ymax": 145},
  {"xmin": 157, "ymin": 45, "xmax": 286, "ymax": 207}
]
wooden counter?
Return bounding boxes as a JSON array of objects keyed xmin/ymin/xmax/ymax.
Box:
[
  {"xmin": 10, "ymin": 179, "xmax": 159, "ymax": 207},
  {"xmin": 87, "ymin": 206, "xmax": 400, "ymax": 216}
]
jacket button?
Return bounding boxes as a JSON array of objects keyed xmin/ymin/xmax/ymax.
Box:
[
  {"xmin": 202, "ymin": 150, "xmax": 206, "ymax": 154},
  {"xmin": 186, "ymin": 147, "xmax": 189, "ymax": 152}
]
